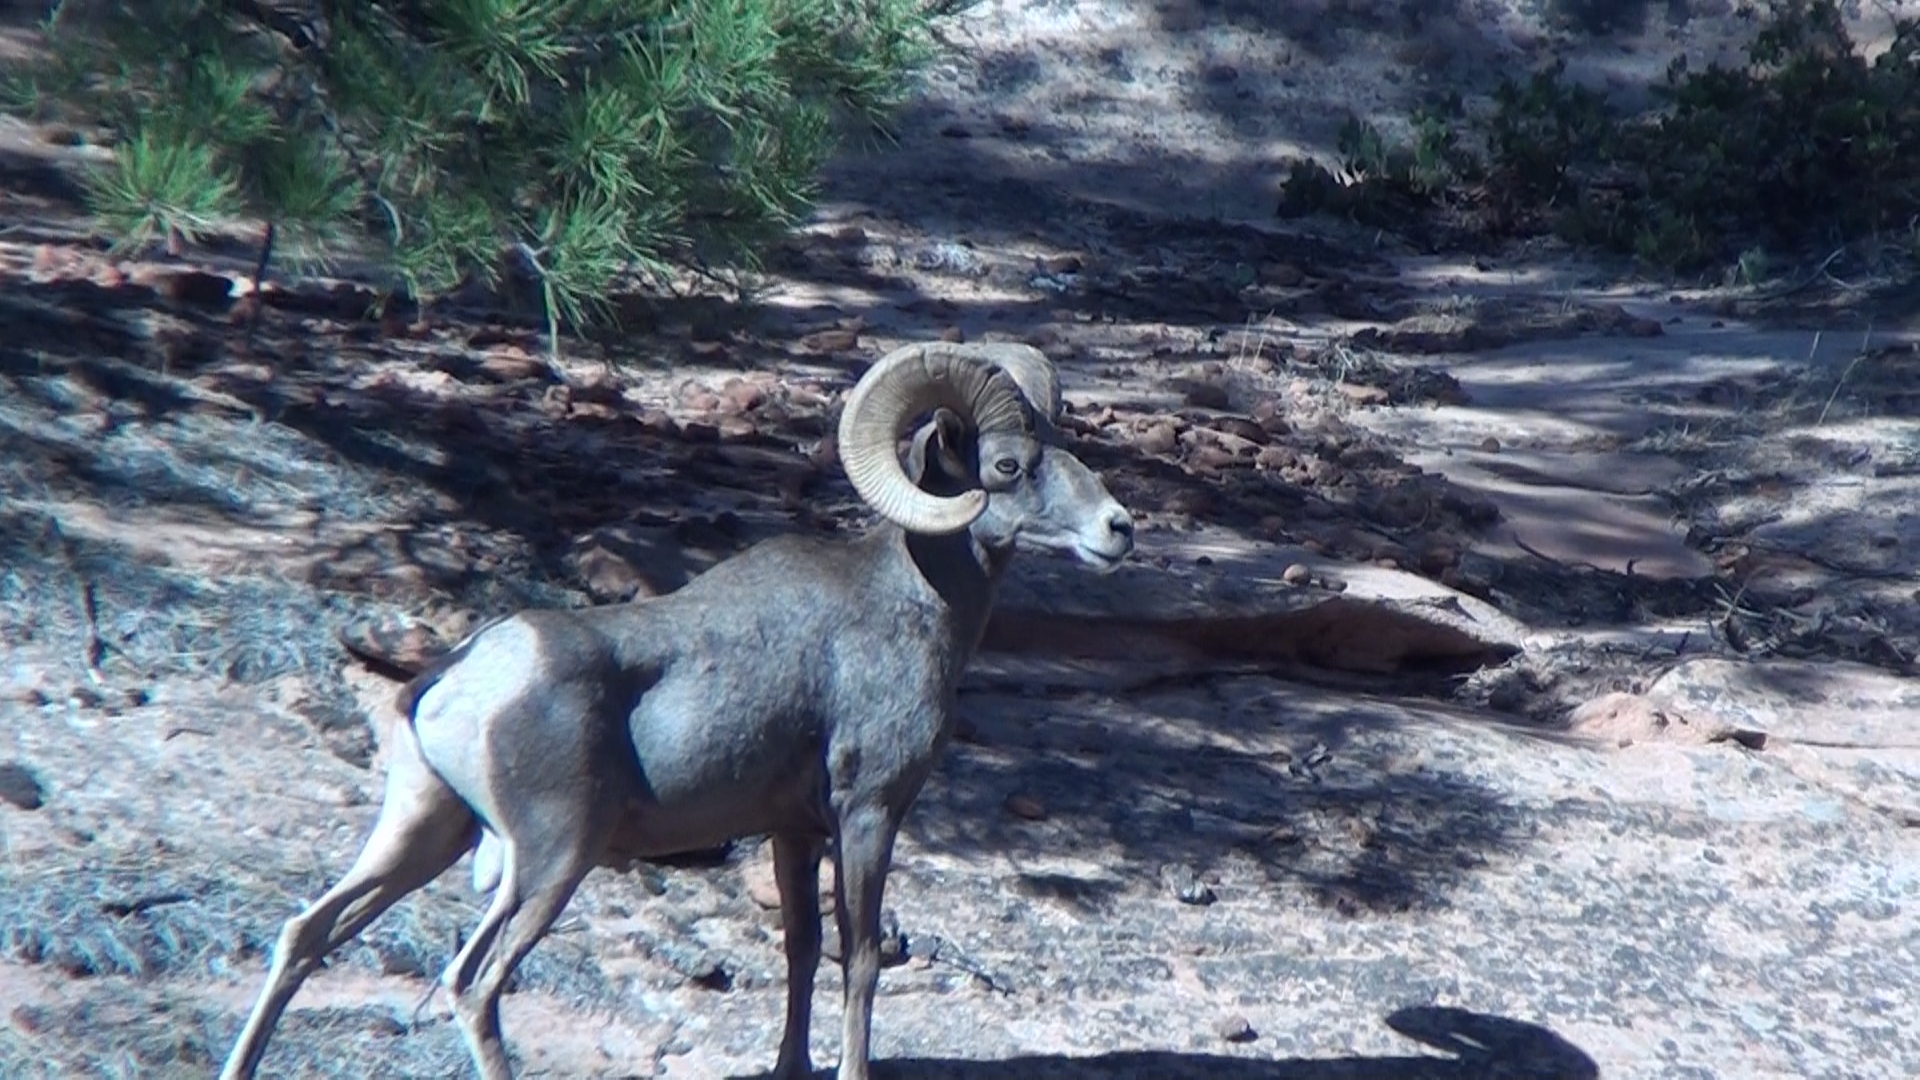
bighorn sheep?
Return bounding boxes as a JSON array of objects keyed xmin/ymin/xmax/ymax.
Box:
[{"xmin": 220, "ymin": 341, "xmax": 1135, "ymax": 1080}]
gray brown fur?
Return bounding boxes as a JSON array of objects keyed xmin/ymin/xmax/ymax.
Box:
[{"xmin": 219, "ymin": 343, "xmax": 1134, "ymax": 1080}]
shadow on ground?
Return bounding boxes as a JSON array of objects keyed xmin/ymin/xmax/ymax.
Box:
[
  {"xmin": 914, "ymin": 680, "xmax": 1537, "ymax": 916},
  {"xmin": 740, "ymin": 1008, "xmax": 1598, "ymax": 1079}
]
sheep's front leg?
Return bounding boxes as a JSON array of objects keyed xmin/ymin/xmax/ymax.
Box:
[
  {"xmin": 772, "ymin": 832, "xmax": 826, "ymax": 1080},
  {"xmin": 832, "ymin": 803, "xmax": 901, "ymax": 1080}
]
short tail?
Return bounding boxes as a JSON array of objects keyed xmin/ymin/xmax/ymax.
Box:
[{"xmin": 391, "ymin": 614, "xmax": 511, "ymax": 719}]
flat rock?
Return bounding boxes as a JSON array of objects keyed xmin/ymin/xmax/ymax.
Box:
[
  {"xmin": 1567, "ymin": 659, "xmax": 1920, "ymax": 822},
  {"xmin": 1646, "ymin": 658, "xmax": 1920, "ymax": 749},
  {"xmin": 1402, "ymin": 450, "xmax": 1712, "ymax": 580},
  {"xmin": 991, "ymin": 527, "xmax": 1526, "ymax": 675},
  {"xmin": 1566, "ymin": 690, "xmax": 1736, "ymax": 748}
]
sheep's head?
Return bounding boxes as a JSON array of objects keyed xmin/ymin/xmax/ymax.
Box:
[{"xmin": 838, "ymin": 342, "xmax": 1134, "ymax": 571}]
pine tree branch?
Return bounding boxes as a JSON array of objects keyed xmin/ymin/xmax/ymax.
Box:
[
  {"xmin": 222, "ymin": 0, "xmax": 328, "ymax": 53},
  {"xmin": 247, "ymin": 219, "xmax": 274, "ymax": 342},
  {"xmin": 512, "ymin": 240, "xmax": 570, "ymax": 378},
  {"xmin": 55, "ymin": 0, "xmax": 946, "ymax": 328},
  {"xmin": 214, "ymin": 2, "xmax": 396, "ymax": 239}
]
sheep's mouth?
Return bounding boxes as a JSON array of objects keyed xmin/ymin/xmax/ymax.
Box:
[{"xmin": 1075, "ymin": 543, "xmax": 1129, "ymax": 573}]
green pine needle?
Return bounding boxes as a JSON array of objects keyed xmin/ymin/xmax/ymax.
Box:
[
  {"xmin": 85, "ymin": 128, "xmax": 240, "ymax": 252},
  {"xmin": 36, "ymin": 0, "xmax": 949, "ymax": 330}
]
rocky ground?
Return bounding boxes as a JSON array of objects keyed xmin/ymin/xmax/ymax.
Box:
[{"xmin": 2, "ymin": 2, "xmax": 1918, "ymax": 1079}]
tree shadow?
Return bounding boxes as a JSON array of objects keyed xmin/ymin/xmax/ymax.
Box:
[
  {"xmin": 2, "ymin": 261, "xmax": 1551, "ymax": 914},
  {"xmin": 1, "ymin": 0, "xmax": 1905, "ymax": 747},
  {"xmin": 0, "ymin": 250, "xmax": 1746, "ymax": 708},
  {"xmin": 0, "ymin": 143, "xmax": 91, "ymax": 207},
  {"xmin": 915, "ymin": 672, "xmax": 1541, "ymax": 917},
  {"xmin": 734, "ymin": 1007, "xmax": 1598, "ymax": 1079},
  {"xmin": 1148, "ymin": 0, "xmax": 1495, "ymax": 65},
  {"xmin": 1545, "ymin": 0, "xmax": 1659, "ymax": 37},
  {"xmin": 0, "ymin": 270, "xmax": 824, "ymax": 579}
]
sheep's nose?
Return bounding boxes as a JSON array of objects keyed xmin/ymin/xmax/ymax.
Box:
[{"xmin": 1105, "ymin": 507, "xmax": 1135, "ymax": 545}]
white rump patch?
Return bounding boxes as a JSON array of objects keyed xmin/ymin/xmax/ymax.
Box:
[
  {"xmin": 415, "ymin": 616, "xmax": 546, "ymax": 726},
  {"xmin": 412, "ymin": 617, "xmax": 548, "ymax": 817}
]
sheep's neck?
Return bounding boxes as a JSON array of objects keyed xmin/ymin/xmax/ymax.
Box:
[{"xmin": 901, "ymin": 527, "xmax": 1006, "ymax": 653}]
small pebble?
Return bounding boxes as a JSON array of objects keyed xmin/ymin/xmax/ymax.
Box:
[
  {"xmin": 1215, "ymin": 1014, "xmax": 1256, "ymax": 1042},
  {"xmin": 1005, "ymin": 793, "xmax": 1047, "ymax": 820},
  {"xmin": 1162, "ymin": 864, "xmax": 1217, "ymax": 906},
  {"xmin": 0, "ymin": 762, "xmax": 46, "ymax": 811}
]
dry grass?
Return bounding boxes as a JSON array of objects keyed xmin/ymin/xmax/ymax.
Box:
[
  {"xmin": 0, "ymin": 852, "xmax": 623, "ymax": 1077},
  {"xmin": 0, "ymin": 859, "xmax": 615, "ymax": 999},
  {"xmin": 0, "ymin": 985, "xmax": 478, "ymax": 1079}
]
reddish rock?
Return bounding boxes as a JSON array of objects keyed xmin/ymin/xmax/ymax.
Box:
[
  {"xmin": 1163, "ymin": 488, "xmax": 1214, "ymax": 516},
  {"xmin": 1213, "ymin": 417, "xmax": 1269, "ymax": 445},
  {"xmin": 564, "ymin": 538, "xmax": 656, "ymax": 607},
  {"xmin": 1251, "ymin": 398, "xmax": 1291, "ymax": 435},
  {"xmin": 1005, "ymin": 794, "xmax": 1047, "ymax": 820},
  {"xmin": 1255, "ymin": 446, "xmax": 1296, "ymax": 471},
  {"xmin": 800, "ymin": 328, "xmax": 860, "ymax": 354},
  {"xmin": 1187, "ymin": 445, "xmax": 1239, "ymax": 472},
  {"xmin": 478, "ymin": 350, "xmax": 548, "ymax": 383},
  {"xmin": 1177, "ymin": 379, "xmax": 1232, "ymax": 410},
  {"xmin": 718, "ymin": 377, "xmax": 767, "ymax": 415},
  {"xmin": 1137, "ymin": 422, "xmax": 1180, "ymax": 455},
  {"xmin": 568, "ymin": 401, "xmax": 622, "ymax": 422}
]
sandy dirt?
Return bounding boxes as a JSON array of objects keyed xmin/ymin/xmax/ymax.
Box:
[{"xmin": 2, "ymin": 3, "xmax": 1917, "ymax": 1079}]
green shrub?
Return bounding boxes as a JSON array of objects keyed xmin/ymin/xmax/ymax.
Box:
[
  {"xmin": 1278, "ymin": 0, "xmax": 1920, "ymax": 275},
  {"xmin": 1278, "ymin": 97, "xmax": 1478, "ymax": 232},
  {"xmin": 2, "ymin": 0, "xmax": 950, "ymax": 330}
]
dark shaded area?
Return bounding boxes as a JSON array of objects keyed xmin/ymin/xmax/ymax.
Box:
[
  {"xmin": 0, "ymin": 759, "xmax": 46, "ymax": 809},
  {"xmin": 916, "ymin": 677, "xmax": 1540, "ymax": 917},
  {"xmin": 742, "ymin": 1008, "xmax": 1597, "ymax": 1079},
  {"xmin": 983, "ymin": 604, "xmax": 1515, "ymax": 685},
  {"xmin": 1148, "ymin": 0, "xmax": 1516, "ymax": 64},
  {"xmin": 844, "ymin": 0, "xmax": 1699, "ymax": 258},
  {"xmin": 0, "ymin": 145, "xmax": 91, "ymax": 206},
  {"xmin": 0, "ymin": 278, "xmax": 807, "ymax": 710},
  {"xmin": 1547, "ymin": 0, "xmax": 1658, "ymax": 37},
  {"xmin": 0, "ymin": 258, "xmax": 1534, "ymax": 663}
]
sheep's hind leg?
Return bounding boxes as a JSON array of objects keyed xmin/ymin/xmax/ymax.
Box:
[
  {"xmin": 438, "ymin": 819, "xmax": 603, "ymax": 1080},
  {"xmin": 771, "ymin": 831, "xmax": 827, "ymax": 1080},
  {"xmin": 221, "ymin": 724, "xmax": 476, "ymax": 1080}
]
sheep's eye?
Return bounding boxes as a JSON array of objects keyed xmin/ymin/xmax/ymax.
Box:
[{"xmin": 994, "ymin": 457, "xmax": 1020, "ymax": 476}]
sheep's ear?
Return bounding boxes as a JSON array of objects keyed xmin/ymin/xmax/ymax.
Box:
[
  {"xmin": 907, "ymin": 407, "xmax": 977, "ymax": 490},
  {"xmin": 930, "ymin": 407, "xmax": 976, "ymax": 483}
]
